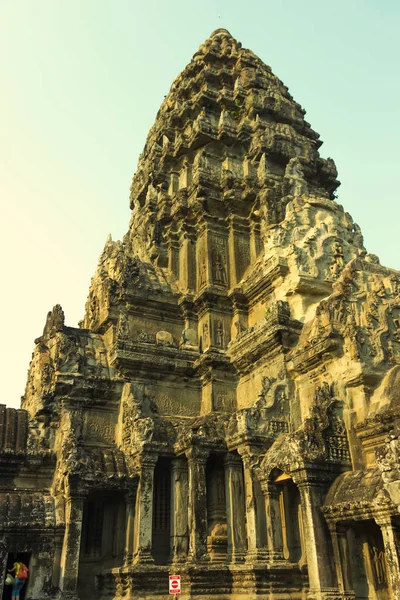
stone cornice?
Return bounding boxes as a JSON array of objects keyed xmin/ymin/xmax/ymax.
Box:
[
  {"xmin": 228, "ymin": 315, "xmax": 302, "ymax": 375},
  {"xmin": 125, "ymin": 295, "xmax": 183, "ymax": 324},
  {"xmin": 355, "ymin": 406, "xmax": 400, "ymax": 442},
  {"xmin": 240, "ymin": 256, "xmax": 289, "ymax": 306},
  {"xmin": 322, "ymin": 502, "xmax": 396, "ymax": 524},
  {"xmin": 193, "ymin": 287, "xmax": 233, "ymax": 317},
  {"xmin": 289, "ymin": 332, "xmax": 342, "ymax": 375},
  {"xmin": 194, "ymin": 350, "xmax": 235, "ymax": 381},
  {"xmin": 109, "ymin": 341, "xmax": 198, "ymax": 378}
]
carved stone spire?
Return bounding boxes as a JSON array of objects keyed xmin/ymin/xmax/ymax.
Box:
[
  {"xmin": 126, "ymin": 29, "xmax": 340, "ymax": 280},
  {"xmin": 9, "ymin": 31, "xmax": 400, "ymax": 600},
  {"xmin": 81, "ymin": 29, "xmax": 366, "ymax": 341}
]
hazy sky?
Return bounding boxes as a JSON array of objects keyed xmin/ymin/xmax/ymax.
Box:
[{"xmin": 1, "ymin": 0, "xmax": 399, "ymax": 408}]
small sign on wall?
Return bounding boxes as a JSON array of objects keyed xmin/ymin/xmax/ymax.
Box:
[{"xmin": 169, "ymin": 575, "xmax": 181, "ymax": 594}]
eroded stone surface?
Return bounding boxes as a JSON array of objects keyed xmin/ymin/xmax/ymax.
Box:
[{"xmin": 1, "ymin": 28, "xmax": 400, "ymax": 600}]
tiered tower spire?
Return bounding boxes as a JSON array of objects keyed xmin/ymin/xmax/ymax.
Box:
[
  {"xmin": 14, "ymin": 30, "xmax": 400, "ymax": 600},
  {"xmin": 127, "ymin": 28, "xmax": 339, "ymax": 288}
]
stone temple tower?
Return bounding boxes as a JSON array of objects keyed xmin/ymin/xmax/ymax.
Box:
[{"xmin": 1, "ymin": 28, "xmax": 400, "ymax": 600}]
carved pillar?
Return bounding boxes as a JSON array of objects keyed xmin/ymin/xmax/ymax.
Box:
[
  {"xmin": 238, "ymin": 448, "xmax": 268, "ymax": 562},
  {"xmin": 171, "ymin": 458, "xmax": 189, "ymax": 563},
  {"xmin": 16, "ymin": 410, "xmax": 28, "ymax": 451},
  {"xmin": 0, "ymin": 537, "xmax": 7, "ymax": 600},
  {"xmin": 124, "ymin": 484, "xmax": 138, "ymax": 565},
  {"xmin": 209, "ymin": 233, "xmax": 229, "ymax": 290},
  {"xmin": 229, "ymin": 290, "xmax": 248, "ymax": 341},
  {"xmin": 4, "ymin": 408, "xmax": 16, "ymax": 451},
  {"xmin": 59, "ymin": 493, "xmax": 85, "ymax": 597},
  {"xmin": 179, "ymin": 233, "xmax": 196, "ymax": 291},
  {"xmin": 133, "ymin": 454, "xmax": 157, "ymax": 564},
  {"xmin": 0, "ymin": 405, "xmax": 6, "ymax": 450},
  {"xmin": 196, "ymin": 231, "xmax": 210, "ymax": 292},
  {"xmin": 179, "ymin": 297, "xmax": 196, "ymax": 332},
  {"xmin": 186, "ymin": 447, "xmax": 209, "ymax": 562},
  {"xmin": 52, "ymin": 531, "xmax": 64, "ymax": 589},
  {"xmin": 224, "ymin": 453, "xmax": 246, "ymax": 563},
  {"xmin": 261, "ymin": 482, "xmax": 284, "ymax": 562},
  {"xmin": 249, "ymin": 220, "xmax": 261, "ymax": 263},
  {"xmin": 328, "ymin": 522, "xmax": 354, "ymax": 595},
  {"xmin": 228, "ymin": 215, "xmax": 250, "ymax": 286},
  {"xmin": 168, "ymin": 238, "xmax": 180, "ymax": 280},
  {"xmin": 375, "ymin": 516, "xmax": 400, "ymax": 598},
  {"xmin": 297, "ymin": 481, "xmax": 336, "ymax": 598}
]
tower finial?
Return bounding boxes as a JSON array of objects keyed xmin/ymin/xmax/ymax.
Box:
[{"xmin": 210, "ymin": 28, "xmax": 232, "ymax": 38}]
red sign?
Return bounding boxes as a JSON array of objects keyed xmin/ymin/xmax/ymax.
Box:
[{"xmin": 169, "ymin": 575, "xmax": 181, "ymax": 594}]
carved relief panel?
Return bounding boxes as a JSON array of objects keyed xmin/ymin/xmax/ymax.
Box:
[
  {"xmin": 196, "ymin": 231, "xmax": 230, "ymax": 291},
  {"xmin": 197, "ymin": 234, "xmax": 208, "ymax": 291},
  {"xmin": 83, "ymin": 410, "xmax": 116, "ymax": 444},
  {"xmin": 211, "ymin": 237, "xmax": 229, "ymax": 288},
  {"xmin": 215, "ymin": 319, "xmax": 224, "ymax": 348},
  {"xmin": 199, "ymin": 315, "xmax": 211, "ymax": 352},
  {"xmin": 211, "ymin": 314, "xmax": 231, "ymax": 350},
  {"xmin": 235, "ymin": 235, "xmax": 251, "ymax": 283},
  {"xmin": 213, "ymin": 390, "xmax": 235, "ymax": 412},
  {"xmin": 152, "ymin": 389, "xmax": 200, "ymax": 417}
]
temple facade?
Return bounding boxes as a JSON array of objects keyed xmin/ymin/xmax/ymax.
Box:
[{"xmin": 1, "ymin": 29, "xmax": 400, "ymax": 600}]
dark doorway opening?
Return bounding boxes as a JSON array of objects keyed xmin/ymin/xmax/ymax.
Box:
[
  {"xmin": 206, "ymin": 453, "xmax": 227, "ymax": 562},
  {"xmin": 2, "ymin": 553, "xmax": 31, "ymax": 600},
  {"xmin": 280, "ymin": 479, "xmax": 303, "ymax": 563},
  {"xmin": 348, "ymin": 520, "xmax": 390, "ymax": 600},
  {"xmin": 152, "ymin": 458, "xmax": 171, "ymax": 565},
  {"xmin": 78, "ymin": 490, "xmax": 126, "ymax": 600}
]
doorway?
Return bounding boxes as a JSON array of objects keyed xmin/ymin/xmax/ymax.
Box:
[
  {"xmin": 152, "ymin": 458, "xmax": 172, "ymax": 565},
  {"xmin": 2, "ymin": 553, "xmax": 31, "ymax": 600}
]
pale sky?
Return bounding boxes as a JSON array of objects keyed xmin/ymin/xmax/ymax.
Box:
[{"xmin": 1, "ymin": 0, "xmax": 399, "ymax": 408}]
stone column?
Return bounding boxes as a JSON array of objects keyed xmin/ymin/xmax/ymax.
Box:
[
  {"xmin": 297, "ymin": 481, "xmax": 336, "ymax": 598},
  {"xmin": 59, "ymin": 494, "xmax": 85, "ymax": 598},
  {"xmin": 261, "ymin": 482, "xmax": 284, "ymax": 562},
  {"xmin": 171, "ymin": 457, "xmax": 189, "ymax": 563},
  {"xmin": 0, "ymin": 537, "xmax": 7, "ymax": 600},
  {"xmin": 328, "ymin": 522, "xmax": 353, "ymax": 595},
  {"xmin": 249, "ymin": 221, "xmax": 261, "ymax": 263},
  {"xmin": 228, "ymin": 215, "xmax": 250, "ymax": 286},
  {"xmin": 186, "ymin": 447, "xmax": 209, "ymax": 562},
  {"xmin": 224, "ymin": 453, "xmax": 246, "ymax": 563},
  {"xmin": 179, "ymin": 235, "xmax": 196, "ymax": 291},
  {"xmin": 168, "ymin": 239, "xmax": 180, "ymax": 280},
  {"xmin": 239, "ymin": 448, "xmax": 268, "ymax": 562},
  {"xmin": 230, "ymin": 291, "xmax": 248, "ymax": 341},
  {"xmin": 375, "ymin": 515, "xmax": 400, "ymax": 598},
  {"xmin": 51, "ymin": 532, "xmax": 64, "ymax": 590},
  {"xmin": 133, "ymin": 454, "xmax": 157, "ymax": 564},
  {"xmin": 124, "ymin": 485, "xmax": 138, "ymax": 565}
]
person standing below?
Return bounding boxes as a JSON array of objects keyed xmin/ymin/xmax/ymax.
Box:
[{"xmin": 8, "ymin": 561, "xmax": 28, "ymax": 600}]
